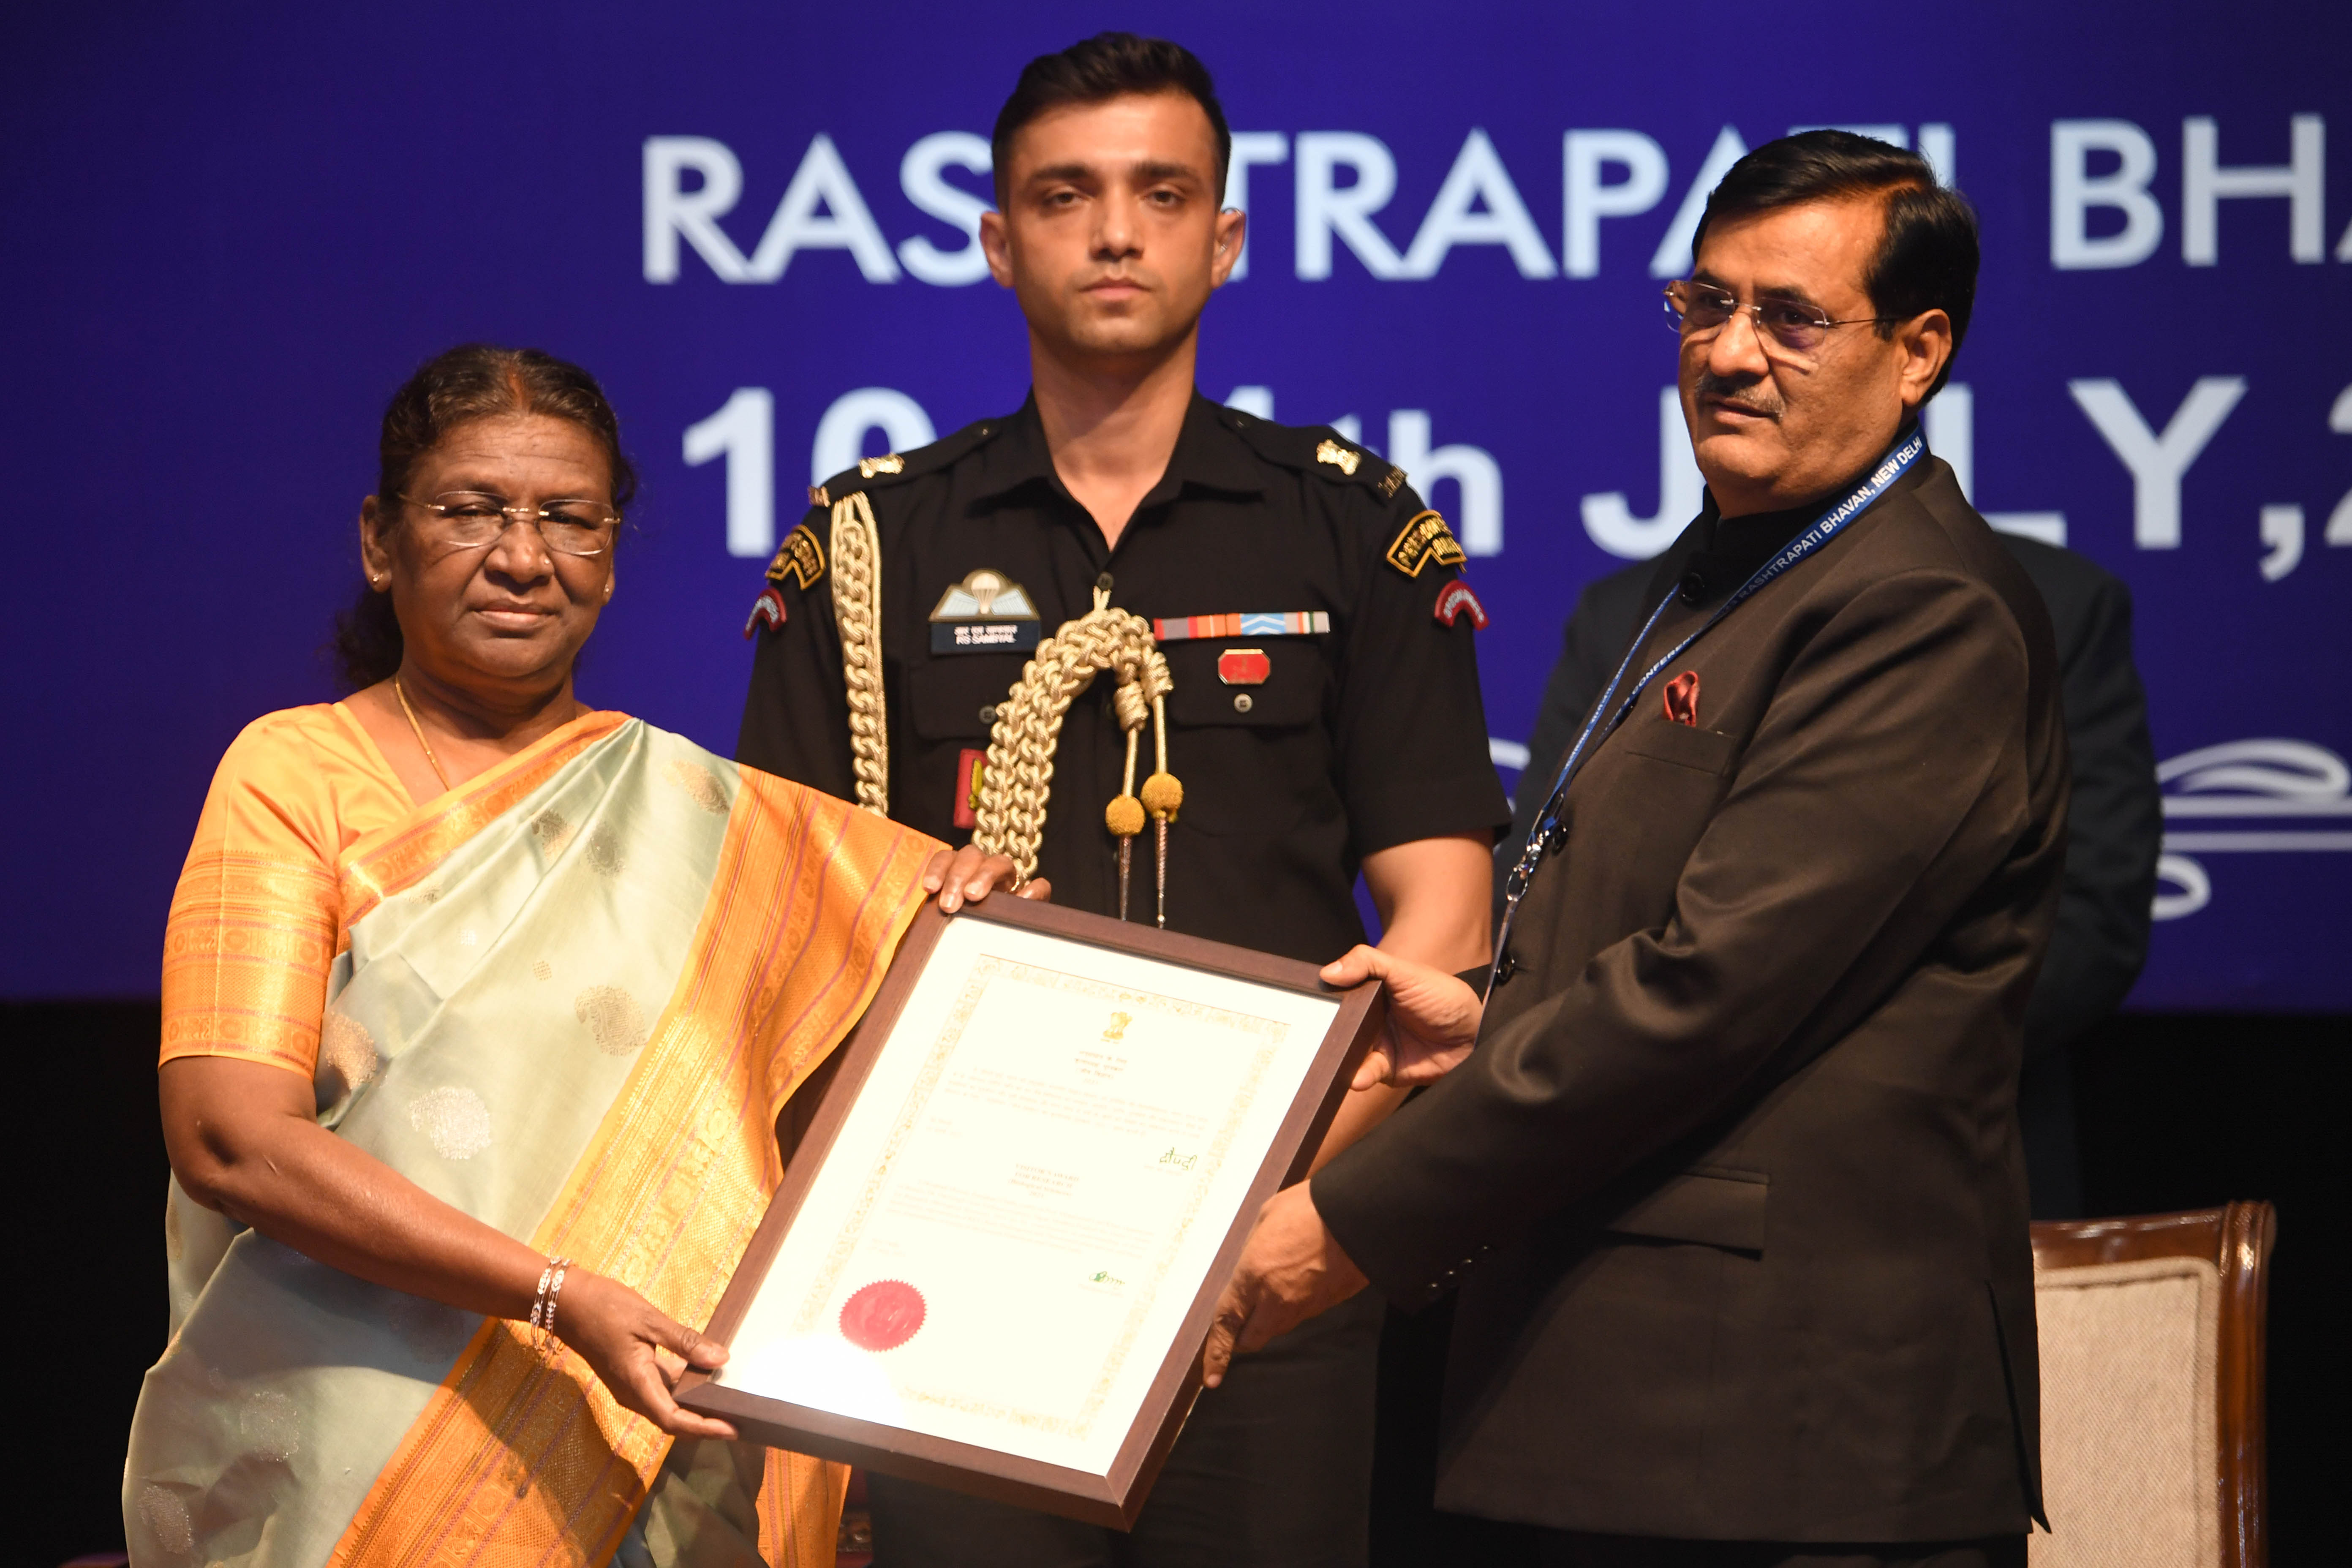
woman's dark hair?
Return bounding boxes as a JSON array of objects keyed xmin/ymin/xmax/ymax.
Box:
[
  {"xmin": 332, "ymin": 344, "xmax": 636, "ymax": 690},
  {"xmin": 1691, "ymin": 130, "xmax": 1980, "ymax": 399},
  {"xmin": 991, "ymin": 33, "xmax": 1230, "ymax": 205}
]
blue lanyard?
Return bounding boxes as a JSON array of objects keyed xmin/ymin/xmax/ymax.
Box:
[{"xmin": 1489, "ymin": 427, "xmax": 1927, "ymax": 995}]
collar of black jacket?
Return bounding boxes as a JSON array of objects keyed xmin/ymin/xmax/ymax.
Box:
[
  {"xmin": 1681, "ymin": 422, "xmax": 1923, "ymax": 605},
  {"xmin": 968, "ymin": 389, "xmax": 1271, "ymax": 509}
]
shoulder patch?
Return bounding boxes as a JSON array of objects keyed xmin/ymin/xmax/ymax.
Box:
[
  {"xmin": 1315, "ymin": 438, "xmax": 1361, "ymax": 476},
  {"xmin": 1434, "ymin": 581, "xmax": 1488, "ymax": 629},
  {"xmin": 766, "ymin": 523, "xmax": 825, "ymax": 589},
  {"xmin": 1385, "ymin": 510, "xmax": 1467, "ymax": 577},
  {"xmin": 743, "ymin": 585, "xmax": 787, "ymax": 640}
]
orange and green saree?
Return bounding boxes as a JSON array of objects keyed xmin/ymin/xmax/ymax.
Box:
[{"xmin": 129, "ymin": 704, "xmax": 939, "ymax": 1568}]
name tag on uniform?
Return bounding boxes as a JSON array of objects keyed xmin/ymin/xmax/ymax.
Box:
[
  {"xmin": 933, "ymin": 621, "xmax": 1042, "ymax": 653},
  {"xmin": 930, "ymin": 568, "xmax": 1042, "ymax": 655}
]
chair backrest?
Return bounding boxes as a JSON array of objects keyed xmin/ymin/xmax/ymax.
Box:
[{"xmin": 2028, "ymin": 1202, "xmax": 2275, "ymax": 1568}]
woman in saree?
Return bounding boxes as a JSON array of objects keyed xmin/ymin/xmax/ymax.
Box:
[{"xmin": 129, "ymin": 344, "xmax": 1037, "ymax": 1568}]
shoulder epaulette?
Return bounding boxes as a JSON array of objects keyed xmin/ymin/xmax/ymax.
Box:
[
  {"xmin": 1217, "ymin": 409, "xmax": 1412, "ymax": 502},
  {"xmin": 804, "ymin": 415, "xmax": 1007, "ymax": 511}
]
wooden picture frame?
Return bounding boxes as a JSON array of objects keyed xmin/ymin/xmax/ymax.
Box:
[{"xmin": 678, "ymin": 896, "xmax": 1386, "ymax": 1529}]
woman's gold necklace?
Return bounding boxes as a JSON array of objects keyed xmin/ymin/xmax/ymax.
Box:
[{"xmin": 392, "ymin": 678, "xmax": 454, "ymax": 792}]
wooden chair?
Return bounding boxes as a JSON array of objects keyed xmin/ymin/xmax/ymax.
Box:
[{"xmin": 2028, "ymin": 1202, "xmax": 2276, "ymax": 1568}]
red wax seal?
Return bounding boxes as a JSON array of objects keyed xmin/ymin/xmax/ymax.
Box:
[{"xmin": 839, "ymin": 1280, "xmax": 926, "ymax": 1351}]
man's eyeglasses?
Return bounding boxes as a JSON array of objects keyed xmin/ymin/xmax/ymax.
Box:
[
  {"xmin": 1663, "ymin": 280, "xmax": 1892, "ymax": 364},
  {"xmin": 400, "ymin": 491, "xmax": 620, "ymax": 558}
]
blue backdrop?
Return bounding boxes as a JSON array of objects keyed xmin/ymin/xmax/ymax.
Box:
[{"xmin": 4, "ymin": 1, "xmax": 2346, "ymax": 1007}]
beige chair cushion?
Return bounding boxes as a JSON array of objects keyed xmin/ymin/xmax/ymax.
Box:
[{"xmin": 2029, "ymin": 1254, "xmax": 2220, "ymax": 1568}]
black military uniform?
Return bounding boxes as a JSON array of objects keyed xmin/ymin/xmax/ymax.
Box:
[{"xmin": 738, "ymin": 388, "xmax": 1508, "ymax": 1567}]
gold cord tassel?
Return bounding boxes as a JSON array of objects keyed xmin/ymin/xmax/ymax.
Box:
[
  {"xmin": 975, "ymin": 583, "xmax": 1179, "ymax": 915},
  {"xmin": 1138, "ymin": 695, "xmax": 1182, "ymax": 927},
  {"xmin": 1108, "ymin": 727, "xmax": 1144, "ymax": 921}
]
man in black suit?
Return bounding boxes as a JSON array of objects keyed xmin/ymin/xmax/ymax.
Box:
[
  {"xmin": 1203, "ymin": 132, "xmax": 2068, "ymax": 1567},
  {"xmin": 1502, "ymin": 536, "xmax": 2160, "ymax": 1218}
]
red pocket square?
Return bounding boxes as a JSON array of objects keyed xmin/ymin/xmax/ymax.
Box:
[{"xmin": 1662, "ymin": 670, "xmax": 1700, "ymax": 726}]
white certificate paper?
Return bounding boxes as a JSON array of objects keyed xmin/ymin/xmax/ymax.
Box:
[{"xmin": 713, "ymin": 915, "xmax": 1343, "ymax": 1478}]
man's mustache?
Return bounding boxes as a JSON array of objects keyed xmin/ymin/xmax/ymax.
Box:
[{"xmin": 1696, "ymin": 373, "xmax": 1783, "ymax": 422}]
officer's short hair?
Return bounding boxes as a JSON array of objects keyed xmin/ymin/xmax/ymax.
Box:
[
  {"xmin": 991, "ymin": 33, "xmax": 1231, "ymax": 206},
  {"xmin": 1693, "ymin": 130, "xmax": 1980, "ymax": 399}
]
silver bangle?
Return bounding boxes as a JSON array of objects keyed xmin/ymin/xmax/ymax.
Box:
[
  {"xmin": 542, "ymin": 1259, "xmax": 572, "ymax": 1351},
  {"xmin": 527, "ymin": 1260, "xmax": 557, "ymax": 1335},
  {"xmin": 527, "ymin": 1255, "xmax": 572, "ymax": 1353}
]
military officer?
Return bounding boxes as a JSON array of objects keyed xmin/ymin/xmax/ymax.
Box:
[{"xmin": 735, "ymin": 30, "xmax": 1505, "ymax": 1568}]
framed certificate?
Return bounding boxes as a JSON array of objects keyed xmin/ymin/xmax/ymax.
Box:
[{"xmin": 678, "ymin": 897, "xmax": 1384, "ymax": 1528}]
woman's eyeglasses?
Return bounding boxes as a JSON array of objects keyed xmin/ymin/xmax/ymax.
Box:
[{"xmin": 400, "ymin": 491, "xmax": 619, "ymax": 558}]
